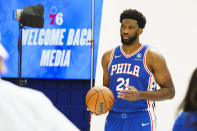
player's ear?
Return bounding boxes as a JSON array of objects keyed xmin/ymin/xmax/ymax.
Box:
[{"xmin": 138, "ymin": 28, "xmax": 143, "ymax": 35}]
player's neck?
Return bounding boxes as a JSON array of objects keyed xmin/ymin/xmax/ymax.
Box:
[{"xmin": 122, "ymin": 41, "xmax": 142, "ymax": 55}]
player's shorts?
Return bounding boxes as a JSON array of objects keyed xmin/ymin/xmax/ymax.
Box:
[{"xmin": 105, "ymin": 110, "xmax": 156, "ymax": 131}]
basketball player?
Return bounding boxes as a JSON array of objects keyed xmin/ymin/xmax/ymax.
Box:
[
  {"xmin": 102, "ymin": 9, "xmax": 175, "ymax": 131},
  {"xmin": 0, "ymin": 44, "xmax": 79, "ymax": 131}
]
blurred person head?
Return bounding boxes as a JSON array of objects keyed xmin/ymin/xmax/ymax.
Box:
[
  {"xmin": 178, "ymin": 68, "xmax": 197, "ymax": 126},
  {"xmin": 179, "ymin": 68, "xmax": 197, "ymax": 112},
  {"xmin": 0, "ymin": 43, "xmax": 79, "ymax": 131}
]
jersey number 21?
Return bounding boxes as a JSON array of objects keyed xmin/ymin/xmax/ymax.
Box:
[{"xmin": 116, "ymin": 78, "xmax": 130, "ymax": 91}]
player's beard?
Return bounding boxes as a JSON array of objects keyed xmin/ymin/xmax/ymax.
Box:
[{"xmin": 121, "ymin": 32, "xmax": 138, "ymax": 46}]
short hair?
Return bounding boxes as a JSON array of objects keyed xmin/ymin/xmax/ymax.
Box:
[{"xmin": 120, "ymin": 9, "xmax": 146, "ymax": 29}]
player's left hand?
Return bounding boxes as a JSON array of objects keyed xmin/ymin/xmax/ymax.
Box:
[{"xmin": 117, "ymin": 84, "xmax": 140, "ymax": 101}]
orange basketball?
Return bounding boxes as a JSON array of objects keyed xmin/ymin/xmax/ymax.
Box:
[{"xmin": 86, "ymin": 86, "xmax": 114, "ymax": 115}]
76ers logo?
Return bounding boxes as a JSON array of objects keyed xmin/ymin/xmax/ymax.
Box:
[{"xmin": 50, "ymin": 6, "xmax": 63, "ymax": 25}]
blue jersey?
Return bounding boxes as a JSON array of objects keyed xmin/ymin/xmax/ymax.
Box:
[
  {"xmin": 173, "ymin": 112, "xmax": 197, "ymax": 131},
  {"xmin": 108, "ymin": 45, "xmax": 157, "ymax": 112}
]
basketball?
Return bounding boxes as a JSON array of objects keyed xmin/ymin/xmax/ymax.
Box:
[{"xmin": 86, "ymin": 86, "xmax": 114, "ymax": 115}]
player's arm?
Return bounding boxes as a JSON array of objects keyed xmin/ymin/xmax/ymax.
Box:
[
  {"xmin": 86, "ymin": 51, "xmax": 112, "ymax": 115},
  {"xmin": 101, "ymin": 50, "xmax": 112, "ymax": 87},
  {"xmin": 118, "ymin": 48, "xmax": 175, "ymax": 101},
  {"xmin": 139, "ymin": 48, "xmax": 175, "ymax": 101}
]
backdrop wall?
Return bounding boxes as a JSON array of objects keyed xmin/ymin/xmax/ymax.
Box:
[
  {"xmin": 93, "ymin": 0, "xmax": 197, "ymax": 131},
  {"xmin": 0, "ymin": 0, "xmax": 103, "ymax": 80}
]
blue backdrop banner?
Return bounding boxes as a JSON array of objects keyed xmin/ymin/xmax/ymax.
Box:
[{"xmin": 0, "ymin": 0, "xmax": 103, "ymax": 79}]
